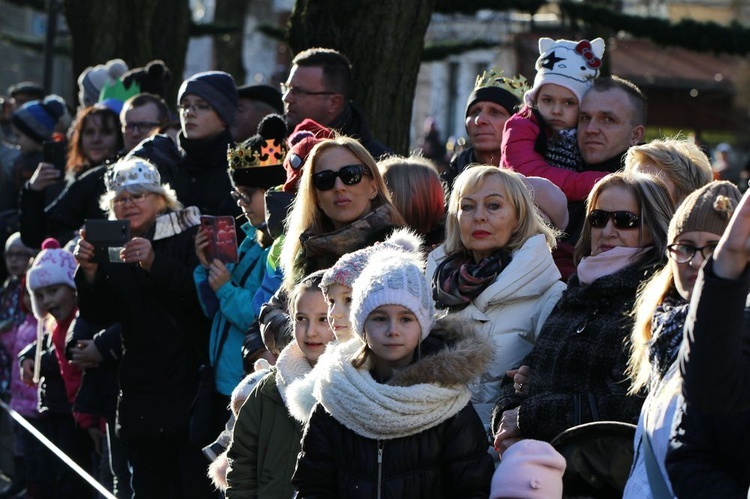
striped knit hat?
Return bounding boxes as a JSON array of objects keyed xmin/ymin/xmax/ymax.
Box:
[{"xmin": 12, "ymin": 95, "xmax": 67, "ymax": 144}]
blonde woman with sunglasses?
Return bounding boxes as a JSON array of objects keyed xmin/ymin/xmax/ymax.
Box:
[
  {"xmin": 279, "ymin": 136, "xmax": 405, "ymax": 292},
  {"xmin": 492, "ymin": 172, "xmax": 674, "ymax": 463}
]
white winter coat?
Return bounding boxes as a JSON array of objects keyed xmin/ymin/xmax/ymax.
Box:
[{"xmin": 426, "ymin": 233, "xmax": 566, "ymax": 425}]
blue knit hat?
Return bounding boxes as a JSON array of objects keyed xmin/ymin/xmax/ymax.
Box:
[
  {"xmin": 12, "ymin": 95, "xmax": 67, "ymax": 143},
  {"xmin": 178, "ymin": 71, "xmax": 238, "ymax": 127}
]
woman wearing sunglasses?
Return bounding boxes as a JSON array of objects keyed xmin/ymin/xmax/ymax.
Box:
[
  {"xmin": 621, "ymin": 181, "xmax": 741, "ymax": 498},
  {"xmin": 426, "ymin": 165, "xmax": 566, "ymax": 429},
  {"xmin": 279, "ymin": 136, "xmax": 405, "ymax": 292},
  {"xmin": 492, "ymin": 171, "xmax": 674, "ymax": 458}
]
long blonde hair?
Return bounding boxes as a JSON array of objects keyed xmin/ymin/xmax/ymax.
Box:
[
  {"xmin": 627, "ymin": 264, "xmax": 676, "ymax": 394},
  {"xmin": 280, "ymin": 136, "xmax": 404, "ymax": 291},
  {"xmin": 627, "ymin": 180, "xmax": 742, "ymax": 394}
]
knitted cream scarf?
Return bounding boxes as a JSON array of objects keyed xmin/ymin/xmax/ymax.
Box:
[
  {"xmin": 286, "ymin": 342, "xmax": 343, "ymax": 424},
  {"xmin": 274, "ymin": 341, "xmax": 314, "ymax": 405},
  {"xmin": 313, "ymin": 340, "xmax": 471, "ymax": 440}
]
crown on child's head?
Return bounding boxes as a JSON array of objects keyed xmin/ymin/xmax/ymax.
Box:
[
  {"xmin": 227, "ymin": 140, "xmax": 287, "ymax": 170},
  {"xmin": 474, "ymin": 68, "xmax": 529, "ymax": 103},
  {"xmin": 227, "ymin": 114, "xmax": 288, "ymax": 171}
]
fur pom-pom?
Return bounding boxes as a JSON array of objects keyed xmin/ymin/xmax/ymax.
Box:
[
  {"xmin": 383, "ymin": 227, "xmax": 424, "ymax": 255},
  {"xmin": 714, "ymin": 194, "xmax": 735, "ymax": 220}
]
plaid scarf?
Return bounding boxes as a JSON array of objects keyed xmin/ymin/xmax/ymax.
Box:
[
  {"xmin": 648, "ymin": 296, "xmax": 689, "ymax": 387},
  {"xmin": 432, "ymin": 249, "xmax": 512, "ymax": 311}
]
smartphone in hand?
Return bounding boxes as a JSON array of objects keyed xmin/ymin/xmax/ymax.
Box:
[
  {"xmin": 43, "ymin": 139, "xmax": 67, "ymax": 173},
  {"xmin": 200, "ymin": 215, "xmax": 238, "ymax": 264},
  {"xmin": 84, "ymin": 219, "xmax": 130, "ymax": 263}
]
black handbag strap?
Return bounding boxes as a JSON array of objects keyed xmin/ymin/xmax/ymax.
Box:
[
  {"xmin": 212, "ymin": 320, "xmax": 232, "ymax": 364},
  {"xmin": 212, "ymin": 256, "xmax": 262, "ymax": 362}
]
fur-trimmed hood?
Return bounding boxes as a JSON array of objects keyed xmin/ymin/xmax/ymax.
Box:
[
  {"xmin": 387, "ymin": 315, "xmax": 492, "ymax": 387},
  {"xmin": 311, "ymin": 316, "xmax": 492, "ymax": 440}
]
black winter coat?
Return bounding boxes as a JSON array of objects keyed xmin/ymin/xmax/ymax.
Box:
[
  {"xmin": 292, "ymin": 318, "xmax": 494, "ymax": 499},
  {"xmin": 678, "ymin": 258, "xmax": 750, "ymax": 412},
  {"xmin": 328, "ymin": 103, "xmax": 390, "ymax": 160},
  {"xmin": 66, "ymin": 316, "xmax": 121, "ymax": 421},
  {"xmin": 665, "ymin": 259, "xmax": 750, "ymax": 498},
  {"xmin": 173, "ymin": 130, "xmax": 241, "ymax": 221},
  {"xmin": 293, "ymin": 403, "xmax": 491, "ymax": 499},
  {"xmin": 75, "ymin": 221, "xmax": 209, "ymax": 437},
  {"xmin": 19, "ymin": 163, "xmax": 109, "ymax": 248},
  {"xmin": 491, "ymin": 260, "xmax": 655, "ymax": 441},
  {"xmin": 18, "ymin": 336, "xmax": 69, "ymax": 414}
]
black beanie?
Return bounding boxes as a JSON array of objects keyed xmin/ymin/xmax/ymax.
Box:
[
  {"xmin": 465, "ymin": 86, "xmax": 521, "ymax": 118},
  {"xmin": 178, "ymin": 71, "xmax": 238, "ymax": 127}
]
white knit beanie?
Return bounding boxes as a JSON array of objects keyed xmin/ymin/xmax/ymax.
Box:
[
  {"xmin": 350, "ymin": 252, "xmax": 435, "ymax": 342},
  {"xmin": 524, "ymin": 37, "xmax": 605, "ymax": 108},
  {"xmin": 320, "ymin": 228, "xmax": 425, "ymax": 293},
  {"xmin": 26, "ymin": 238, "xmax": 77, "ymax": 319}
]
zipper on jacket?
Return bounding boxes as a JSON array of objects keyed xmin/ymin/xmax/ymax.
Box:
[{"xmin": 377, "ymin": 441, "xmax": 384, "ymax": 499}]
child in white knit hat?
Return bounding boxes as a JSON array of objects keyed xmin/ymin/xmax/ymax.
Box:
[
  {"xmin": 292, "ymin": 251, "xmax": 495, "ymax": 497},
  {"xmin": 501, "ymin": 37, "xmax": 607, "ymax": 202},
  {"xmin": 319, "ymin": 227, "xmax": 424, "ymax": 343}
]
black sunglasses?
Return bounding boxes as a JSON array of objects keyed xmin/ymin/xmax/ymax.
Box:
[
  {"xmin": 588, "ymin": 209, "xmax": 641, "ymax": 229},
  {"xmin": 311, "ymin": 164, "xmax": 371, "ymax": 191}
]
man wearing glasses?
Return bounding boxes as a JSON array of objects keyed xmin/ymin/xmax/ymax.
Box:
[
  {"xmin": 282, "ymin": 48, "xmax": 390, "ymax": 159},
  {"xmin": 120, "ymin": 93, "xmax": 170, "ymax": 152}
]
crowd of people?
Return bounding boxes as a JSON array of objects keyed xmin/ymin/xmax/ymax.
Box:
[{"xmin": 0, "ymin": 36, "xmax": 748, "ymax": 499}]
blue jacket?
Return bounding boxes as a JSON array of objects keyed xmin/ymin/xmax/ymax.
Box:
[{"xmin": 194, "ymin": 223, "xmax": 270, "ymax": 395}]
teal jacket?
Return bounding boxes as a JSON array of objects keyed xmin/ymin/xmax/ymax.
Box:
[{"xmin": 194, "ymin": 223, "xmax": 269, "ymax": 395}]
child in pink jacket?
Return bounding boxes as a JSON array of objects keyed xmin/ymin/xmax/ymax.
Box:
[{"xmin": 501, "ymin": 37, "xmax": 606, "ymax": 202}]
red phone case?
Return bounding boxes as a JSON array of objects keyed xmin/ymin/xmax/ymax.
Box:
[{"xmin": 200, "ymin": 215, "xmax": 238, "ymax": 264}]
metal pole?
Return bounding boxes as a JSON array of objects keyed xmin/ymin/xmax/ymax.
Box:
[
  {"xmin": 43, "ymin": 0, "xmax": 59, "ymax": 92},
  {"xmin": 0, "ymin": 399, "xmax": 116, "ymax": 499}
]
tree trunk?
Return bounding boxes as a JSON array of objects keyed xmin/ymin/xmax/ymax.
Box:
[
  {"xmin": 213, "ymin": 0, "xmax": 250, "ymax": 84},
  {"xmin": 64, "ymin": 0, "xmax": 191, "ymax": 107},
  {"xmin": 288, "ymin": 0, "xmax": 435, "ymax": 154}
]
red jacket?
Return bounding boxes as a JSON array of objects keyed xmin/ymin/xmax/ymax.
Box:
[{"xmin": 501, "ymin": 107, "xmax": 605, "ymax": 201}]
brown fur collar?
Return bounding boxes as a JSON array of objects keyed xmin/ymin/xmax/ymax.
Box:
[{"xmin": 388, "ymin": 315, "xmax": 492, "ymax": 388}]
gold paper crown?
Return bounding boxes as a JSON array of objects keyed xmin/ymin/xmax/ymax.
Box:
[
  {"xmin": 474, "ymin": 68, "xmax": 529, "ymax": 102},
  {"xmin": 227, "ymin": 139, "xmax": 288, "ymax": 170}
]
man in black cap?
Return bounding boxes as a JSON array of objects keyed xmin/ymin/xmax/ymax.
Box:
[
  {"xmin": 232, "ymin": 84, "xmax": 284, "ymax": 142},
  {"xmin": 441, "ymin": 69, "xmax": 524, "ymax": 195}
]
